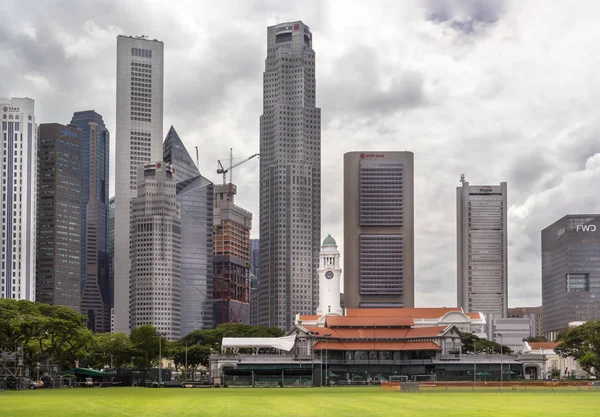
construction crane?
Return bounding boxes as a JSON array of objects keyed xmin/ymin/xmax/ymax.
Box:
[{"xmin": 217, "ymin": 148, "xmax": 259, "ymax": 185}]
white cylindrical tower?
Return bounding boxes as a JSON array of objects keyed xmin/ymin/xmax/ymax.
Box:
[{"xmin": 317, "ymin": 235, "xmax": 343, "ymax": 316}]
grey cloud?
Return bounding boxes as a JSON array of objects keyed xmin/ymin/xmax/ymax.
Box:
[
  {"xmin": 320, "ymin": 46, "xmax": 426, "ymax": 125},
  {"xmin": 425, "ymin": 0, "xmax": 505, "ymax": 34}
]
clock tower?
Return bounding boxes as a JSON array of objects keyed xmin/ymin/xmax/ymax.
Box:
[{"xmin": 317, "ymin": 235, "xmax": 343, "ymax": 316}]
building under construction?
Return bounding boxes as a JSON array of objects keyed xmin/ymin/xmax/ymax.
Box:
[{"xmin": 213, "ymin": 182, "xmax": 252, "ymax": 325}]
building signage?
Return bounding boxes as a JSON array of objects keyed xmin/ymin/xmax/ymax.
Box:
[
  {"xmin": 293, "ymin": 24, "xmax": 300, "ymax": 30},
  {"xmin": 275, "ymin": 26, "xmax": 292, "ymax": 33},
  {"xmin": 479, "ymin": 186, "xmax": 493, "ymax": 193},
  {"xmin": 59, "ymin": 127, "xmax": 78, "ymax": 138},
  {"xmin": 556, "ymin": 227, "xmax": 566, "ymax": 240},
  {"xmin": 360, "ymin": 153, "xmax": 385, "ymax": 159},
  {"xmin": 2, "ymin": 106, "xmax": 19, "ymax": 113},
  {"xmin": 576, "ymin": 224, "xmax": 596, "ymax": 232}
]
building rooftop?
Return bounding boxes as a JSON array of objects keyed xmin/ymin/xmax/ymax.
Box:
[{"xmin": 322, "ymin": 234, "xmax": 337, "ymax": 247}]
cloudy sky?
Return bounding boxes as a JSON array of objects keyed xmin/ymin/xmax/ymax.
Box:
[{"xmin": 2, "ymin": 0, "xmax": 599, "ymax": 308}]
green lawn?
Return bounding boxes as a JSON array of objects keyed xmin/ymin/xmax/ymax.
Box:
[{"xmin": 1, "ymin": 387, "xmax": 599, "ymax": 417}]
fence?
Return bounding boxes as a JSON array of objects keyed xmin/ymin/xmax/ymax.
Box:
[{"xmin": 380, "ymin": 380, "xmax": 600, "ymax": 393}]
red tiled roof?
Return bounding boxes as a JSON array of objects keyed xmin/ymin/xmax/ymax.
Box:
[
  {"xmin": 405, "ymin": 326, "xmax": 448, "ymax": 337},
  {"xmin": 312, "ymin": 341, "xmax": 441, "ymax": 351},
  {"xmin": 529, "ymin": 342, "xmax": 561, "ymax": 350},
  {"xmin": 325, "ymin": 316, "xmax": 414, "ymax": 327},
  {"xmin": 466, "ymin": 312, "xmax": 481, "ymax": 319},
  {"xmin": 345, "ymin": 307, "xmax": 462, "ymax": 318},
  {"xmin": 302, "ymin": 325, "xmax": 448, "ymax": 340},
  {"xmin": 298, "ymin": 315, "xmax": 320, "ymax": 321}
]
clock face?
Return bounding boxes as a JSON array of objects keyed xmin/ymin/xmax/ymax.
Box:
[{"xmin": 325, "ymin": 271, "xmax": 334, "ymax": 280}]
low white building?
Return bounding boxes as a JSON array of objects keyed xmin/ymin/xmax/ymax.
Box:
[{"xmin": 522, "ymin": 341, "xmax": 587, "ymax": 379}]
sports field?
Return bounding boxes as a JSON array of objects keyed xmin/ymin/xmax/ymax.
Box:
[{"xmin": 0, "ymin": 387, "xmax": 599, "ymax": 417}]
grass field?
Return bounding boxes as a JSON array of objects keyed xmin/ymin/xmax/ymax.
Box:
[{"xmin": 1, "ymin": 387, "xmax": 599, "ymax": 417}]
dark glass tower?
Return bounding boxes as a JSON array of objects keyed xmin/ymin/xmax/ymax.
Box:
[
  {"xmin": 164, "ymin": 127, "xmax": 214, "ymax": 334},
  {"xmin": 36, "ymin": 123, "xmax": 82, "ymax": 309},
  {"xmin": 542, "ymin": 215, "xmax": 600, "ymax": 340},
  {"xmin": 70, "ymin": 111, "xmax": 110, "ymax": 332}
]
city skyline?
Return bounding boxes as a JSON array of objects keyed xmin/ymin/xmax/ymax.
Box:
[{"xmin": 3, "ymin": 1, "xmax": 600, "ymax": 308}]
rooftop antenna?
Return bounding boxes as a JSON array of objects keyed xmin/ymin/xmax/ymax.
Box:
[
  {"xmin": 460, "ymin": 174, "xmax": 466, "ymax": 183},
  {"xmin": 195, "ymin": 146, "xmax": 199, "ymax": 170}
]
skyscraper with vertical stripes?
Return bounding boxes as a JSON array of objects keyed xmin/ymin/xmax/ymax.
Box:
[
  {"xmin": 259, "ymin": 21, "xmax": 321, "ymax": 330},
  {"xmin": 113, "ymin": 35, "xmax": 164, "ymax": 333}
]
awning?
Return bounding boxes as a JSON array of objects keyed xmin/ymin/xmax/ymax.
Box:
[
  {"xmin": 221, "ymin": 333, "xmax": 297, "ymax": 352},
  {"xmin": 59, "ymin": 367, "xmax": 105, "ymax": 377}
]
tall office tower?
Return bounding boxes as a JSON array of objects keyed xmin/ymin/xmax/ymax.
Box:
[
  {"xmin": 113, "ymin": 35, "xmax": 164, "ymax": 333},
  {"xmin": 70, "ymin": 111, "xmax": 110, "ymax": 332},
  {"xmin": 542, "ymin": 215, "xmax": 600, "ymax": 340},
  {"xmin": 163, "ymin": 127, "xmax": 214, "ymax": 335},
  {"xmin": 250, "ymin": 239, "xmax": 260, "ymax": 326},
  {"xmin": 259, "ymin": 21, "xmax": 321, "ymax": 330},
  {"xmin": 129, "ymin": 162, "xmax": 181, "ymax": 340},
  {"xmin": 457, "ymin": 179, "xmax": 508, "ymax": 317},
  {"xmin": 251, "ymin": 239, "xmax": 260, "ymax": 278},
  {"xmin": 343, "ymin": 152, "xmax": 415, "ymax": 308},
  {"xmin": 36, "ymin": 123, "xmax": 82, "ymax": 309},
  {"xmin": 0, "ymin": 98, "xmax": 37, "ymax": 300},
  {"xmin": 213, "ymin": 182, "xmax": 252, "ymax": 325},
  {"xmin": 108, "ymin": 197, "xmax": 115, "ymax": 311}
]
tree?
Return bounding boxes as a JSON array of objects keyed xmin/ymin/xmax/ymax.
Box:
[
  {"xmin": 555, "ymin": 321, "xmax": 600, "ymax": 377},
  {"xmin": 460, "ymin": 332, "xmax": 513, "ymax": 354},
  {"xmin": 130, "ymin": 325, "xmax": 167, "ymax": 368},
  {"xmin": 85, "ymin": 333, "xmax": 134, "ymax": 369}
]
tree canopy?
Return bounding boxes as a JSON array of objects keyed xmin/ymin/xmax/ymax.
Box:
[
  {"xmin": 555, "ymin": 321, "xmax": 600, "ymax": 377},
  {"xmin": 460, "ymin": 332, "xmax": 513, "ymax": 354},
  {"xmin": 0, "ymin": 299, "xmax": 285, "ymax": 373}
]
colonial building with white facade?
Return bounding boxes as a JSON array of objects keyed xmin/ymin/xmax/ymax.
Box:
[{"xmin": 209, "ymin": 235, "xmax": 544, "ymax": 386}]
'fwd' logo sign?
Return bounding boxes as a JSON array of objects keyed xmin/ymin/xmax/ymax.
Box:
[{"xmin": 576, "ymin": 224, "xmax": 597, "ymax": 232}]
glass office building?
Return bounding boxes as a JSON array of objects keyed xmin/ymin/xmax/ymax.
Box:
[
  {"xmin": 70, "ymin": 110, "xmax": 110, "ymax": 332},
  {"xmin": 164, "ymin": 127, "xmax": 214, "ymax": 335},
  {"xmin": 542, "ymin": 215, "xmax": 600, "ymax": 339}
]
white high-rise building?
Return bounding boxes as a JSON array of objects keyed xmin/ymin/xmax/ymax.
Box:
[
  {"xmin": 259, "ymin": 21, "xmax": 321, "ymax": 330},
  {"xmin": 316, "ymin": 235, "xmax": 342, "ymax": 316},
  {"xmin": 457, "ymin": 178, "xmax": 508, "ymax": 317},
  {"xmin": 113, "ymin": 35, "xmax": 164, "ymax": 333},
  {"xmin": 0, "ymin": 98, "xmax": 37, "ymax": 301},
  {"xmin": 130, "ymin": 162, "xmax": 181, "ymax": 340}
]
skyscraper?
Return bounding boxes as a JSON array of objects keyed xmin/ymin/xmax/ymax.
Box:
[
  {"xmin": 108, "ymin": 197, "xmax": 115, "ymax": 313},
  {"xmin": 457, "ymin": 179, "xmax": 508, "ymax": 317},
  {"xmin": 113, "ymin": 35, "xmax": 164, "ymax": 333},
  {"xmin": 259, "ymin": 21, "xmax": 321, "ymax": 330},
  {"xmin": 70, "ymin": 111, "xmax": 111, "ymax": 332},
  {"xmin": 250, "ymin": 239, "xmax": 260, "ymax": 326},
  {"xmin": 36, "ymin": 123, "xmax": 82, "ymax": 309},
  {"xmin": 343, "ymin": 151, "xmax": 415, "ymax": 308},
  {"xmin": 164, "ymin": 126, "xmax": 214, "ymax": 335},
  {"xmin": 542, "ymin": 215, "xmax": 600, "ymax": 340},
  {"xmin": 129, "ymin": 162, "xmax": 180, "ymax": 340},
  {"xmin": 1, "ymin": 98, "xmax": 37, "ymax": 301},
  {"xmin": 213, "ymin": 182, "xmax": 252, "ymax": 325}
]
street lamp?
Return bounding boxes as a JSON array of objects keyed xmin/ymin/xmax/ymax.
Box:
[
  {"xmin": 497, "ymin": 332, "xmax": 503, "ymax": 387},
  {"xmin": 324, "ymin": 333, "xmax": 332, "ymax": 386},
  {"xmin": 473, "ymin": 341, "xmax": 477, "ymax": 388},
  {"xmin": 158, "ymin": 332, "xmax": 163, "ymax": 386}
]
